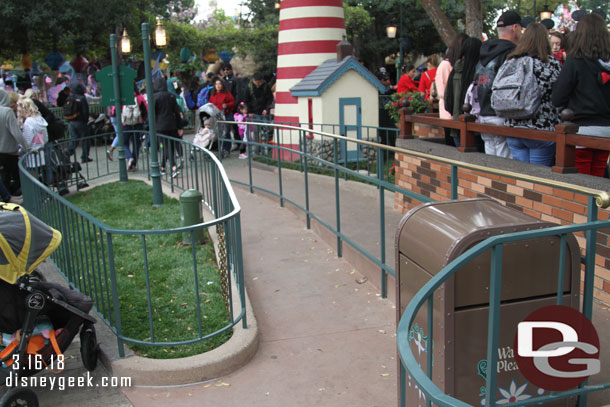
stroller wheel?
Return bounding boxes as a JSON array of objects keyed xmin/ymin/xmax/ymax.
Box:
[
  {"xmin": 0, "ymin": 388, "xmax": 39, "ymax": 407},
  {"xmin": 80, "ymin": 323, "xmax": 99, "ymax": 372}
]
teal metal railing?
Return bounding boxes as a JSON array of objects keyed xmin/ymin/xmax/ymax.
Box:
[
  {"xmin": 18, "ymin": 132, "xmax": 246, "ymax": 357},
  {"xmin": 217, "ymin": 119, "xmax": 610, "ymax": 406},
  {"xmin": 220, "ymin": 120, "xmax": 407, "ymax": 298}
]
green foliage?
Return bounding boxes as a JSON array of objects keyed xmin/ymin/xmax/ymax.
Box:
[
  {"xmin": 245, "ymin": 0, "xmax": 280, "ymax": 27},
  {"xmin": 384, "ymin": 91, "xmax": 428, "ymax": 122},
  {"xmin": 341, "ymin": 0, "xmax": 464, "ymax": 73},
  {"xmin": 67, "ymin": 181, "xmax": 232, "ymax": 359},
  {"xmin": 580, "ymin": 0, "xmax": 610, "ymax": 17},
  {"xmin": 0, "ymin": 0, "xmax": 181, "ymax": 59}
]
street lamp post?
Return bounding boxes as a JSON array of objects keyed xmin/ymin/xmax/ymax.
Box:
[
  {"xmin": 142, "ymin": 22, "xmax": 164, "ymax": 206},
  {"xmin": 385, "ymin": 3, "xmax": 405, "ymax": 84},
  {"xmin": 110, "ymin": 34, "xmax": 129, "ymax": 183}
]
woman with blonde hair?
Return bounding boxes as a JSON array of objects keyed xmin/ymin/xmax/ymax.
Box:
[
  {"xmin": 17, "ymin": 97, "xmax": 48, "ymax": 171},
  {"xmin": 552, "ymin": 13, "xmax": 610, "ymax": 177},
  {"xmin": 504, "ymin": 22, "xmax": 562, "ymax": 166}
]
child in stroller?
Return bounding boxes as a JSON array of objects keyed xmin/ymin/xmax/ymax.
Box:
[
  {"xmin": 0, "ymin": 203, "xmax": 98, "ymax": 407},
  {"xmin": 192, "ymin": 119, "xmax": 215, "ymax": 150},
  {"xmin": 192, "ymin": 103, "xmax": 223, "ymax": 153}
]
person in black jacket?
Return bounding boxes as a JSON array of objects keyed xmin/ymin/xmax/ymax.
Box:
[
  {"xmin": 66, "ymin": 82, "xmax": 91, "ymax": 163},
  {"xmin": 221, "ymin": 63, "xmax": 249, "ymax": 151},
  {"xmin": 245, "ymin": 72, "xmax": 274, "ymax": 117},
  {"xmin": 474, "ymin": 10, "xmax": 522, "ymax": 158},
  {"xmin": 552, "ymin": 13, "xmax": 610, "ymax": 177},
  {"xmin": 243, "ymin": 72, "xmax": 274, "ymax": 155},
  {"xmin": 153, "ymin": 76, "xmax": 184, "ymax": 177}
]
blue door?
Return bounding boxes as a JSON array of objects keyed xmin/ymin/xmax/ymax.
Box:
[{"xmin": 339, "ymin": 98, "xmax": 363, "ymax": 162}]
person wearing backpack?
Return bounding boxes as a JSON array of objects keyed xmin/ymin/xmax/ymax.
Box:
[
  {"xmin": 185, "ymin": 78, "xmax": 201, "ymax": 112},
  {"xmin": 552, "ymin": 13, "xmax": 610, "ymax": 177},
  {"xmin": 473, "ymin": 10, "xmax": 523, "ymax": 158},
  {"xmin": 121, "ymin": 89, "xmax": 147, "ymax": 170},
  {"xmin": 64, "ymin": 82, "xmax": 92, "ymax": 163},
  {"xmin": 499, "ymin": 23, "xmax": 561, "ymax": 167},
  {"xmin": 153, "ymin": 76, "xmax": 184, "ymax": 177}
]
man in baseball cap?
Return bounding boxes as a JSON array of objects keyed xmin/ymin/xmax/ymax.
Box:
[
  {"xmin": 471, "ymin": 10, "xmax": 523, "ymax": 158},
  {"xmin": 497, "ymin": 10, "xmax": 523, "ymax": 28}
]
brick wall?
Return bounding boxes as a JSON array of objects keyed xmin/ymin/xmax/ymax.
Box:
[
  {"xmin": 414, "ymin": 123, "xmax": 445, "ymax": 139},
  {"xmin": 394, "ymin": 152, "xmax": 610, "ymax": 305}
]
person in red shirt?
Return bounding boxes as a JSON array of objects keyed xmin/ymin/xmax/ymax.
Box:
[
  {"xmin": 208, "ymin": 78, "xmax": 236, "ymax": 157},
  {"xmin": 418, "ymin": 54, "xmax": 440, "ymax": 100},
  {"xmin": 396, "ymin": 65, "xmax": 418, "ymax": 93}
]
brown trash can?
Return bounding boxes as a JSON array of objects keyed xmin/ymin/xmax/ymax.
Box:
[{"xmin": 395, "ymin": 198, "xmax": 580, "ymax": 406}]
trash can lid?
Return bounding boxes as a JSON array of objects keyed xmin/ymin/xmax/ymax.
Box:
[{"xmin": 396, "ymin": 198, "xmax": 548, "ymax": 274}]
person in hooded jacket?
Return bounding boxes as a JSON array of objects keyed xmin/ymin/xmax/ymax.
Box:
[
  {"xmin": 66, "ymin": 82, "xmax": 91, "ymax": 163},
  {"xmin": 552, "ymin": 13, "xmax": 610, "ymax": 177},
  {"xmin": 445, "ymin": 37, "xmax": 482, "ymax": 147},
  {"xmin": 0, "ymin": 88, "xmax": 28, "ymax": 196},
  {"xmin": 17, "ymin": 97, "xmax": 48, "ymax": 172},
  {"xmin": 473, "ymin": 11, "xmax": 522, "ymax": 158},
  {"xmin": 153, "ymin": 76, "xmax": 184, "ymax": 177}
]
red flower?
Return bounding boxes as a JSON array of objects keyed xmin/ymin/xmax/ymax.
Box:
[
  {"xmin": 393, "ymin": 102, "xmax": 398, "ymax": 107},
  {"xmin": 408, "ymin": 97, "xmax": 413, "ymax": 101}
]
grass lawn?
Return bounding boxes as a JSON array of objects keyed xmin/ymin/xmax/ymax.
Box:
[{"xmin": 67, "ymin": 180, "xmax": 232, "ymax": 359}]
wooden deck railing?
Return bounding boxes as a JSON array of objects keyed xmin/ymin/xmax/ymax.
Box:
[{"xmin": 399, "ymin": 106, "xmax": 610, "ymax": 174}]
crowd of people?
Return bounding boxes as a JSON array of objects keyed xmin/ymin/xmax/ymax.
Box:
[
  {"xmin": 389, "ymin": 11, "xmax": 610, "ymax": 177},
  {"xmin": 0, "ymin": 59, "xmax": 276, "ymax": 202},
  {"xmin": 1, "ymin": 10, "xmax": 608, "ymax": 207}
]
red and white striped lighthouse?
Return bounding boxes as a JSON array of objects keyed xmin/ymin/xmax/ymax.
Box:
[{"xmin": 274, "ymin": 0, "xmax": 346, "ymax": 124}]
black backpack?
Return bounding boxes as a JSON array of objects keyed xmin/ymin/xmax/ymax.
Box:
[{"xmin": 63, "ymin": 95, "xmax": 80, "ymax": 121}]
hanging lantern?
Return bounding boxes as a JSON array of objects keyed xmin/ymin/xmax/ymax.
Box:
[
  {"xmin": 154, "ymin": 18, "xmax": 168, "ymax": 49},
  {"xmin": 539, "ymin": 5, "xmax": 553, "ymax": 21},
  {"xmin": 120, "ymin": 29, "xmax": 132, "ymax": 55},
  {"xmin": 386, "ymin": 24, "xmax": 398, "ymax": 39}
]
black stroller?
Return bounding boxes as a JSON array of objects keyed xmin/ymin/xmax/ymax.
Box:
[
  {"xmin": 44, "ymin": 142, "xmax": 88, "ymax": 196},
  {"xmin": 0, "ymin": 203, "xmax": 98, "ymax": 407}
]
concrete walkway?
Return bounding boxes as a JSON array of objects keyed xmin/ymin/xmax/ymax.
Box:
[
  {"xmin": 121, "ymin": 176, "xmax": 398, "ymax": 406},
  {"xmin": 19, "ymin": 143, "xmax": 610, "ymax": 406}
]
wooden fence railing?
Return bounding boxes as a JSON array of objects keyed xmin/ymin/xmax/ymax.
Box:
[{"xmin": 399, "ymin": 107, "xmax": 610, "ymax": 174}]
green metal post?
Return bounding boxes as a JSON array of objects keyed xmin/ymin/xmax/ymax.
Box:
[
  {"xmin": 378, "ymin": 146, "xmax": 387, "ymax": 298},
  {"xmin": 180, "ymin": 189, "xmax": 204, "ymax": 244},
  {"xmin": 451, "ymin": 165, "xmax": 458, "ymax": 199},
  {"xmin": 110, "ymin": 34, "xmax": 128, "ymax": 183},
  {"xmin": 302, "ymin": 130, "xmax": 311, "ymax": 230},
  {"xmin": 334, "ymin": 138, "xmax": 342, "ymax": 257},
  {"xmin": 485, "ymin": 244, "xmax": 504, "ymax": 407},
  {"xmin": 142, "ymin": 22, "xmax": 164, "ymax": 206}
]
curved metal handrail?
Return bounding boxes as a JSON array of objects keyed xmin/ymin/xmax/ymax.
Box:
[
  {"xmin": 398, "ymin": 221, "xmax": 610, "ymax": 406},
  {"xmin": 17, "ymin": 133, "xmax": 246, "ymax": 355}
]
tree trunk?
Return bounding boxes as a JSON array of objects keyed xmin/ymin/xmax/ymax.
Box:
[
  {"xmin": 420, "ymin": 0, "xmax": 457, "ymax": 47},
  {"xmin": 464, "ymin": 0, "xmax": 483, "ymax": 40}
]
